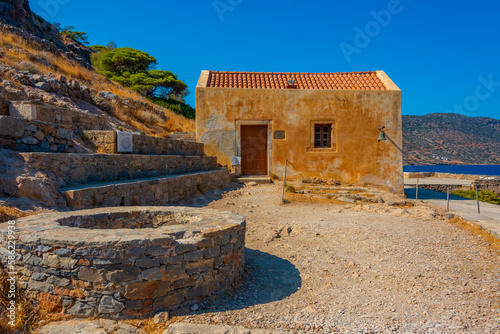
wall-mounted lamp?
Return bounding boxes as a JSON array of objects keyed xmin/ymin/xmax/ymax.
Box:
[{"xmin": 378, "ymin": 126, "xmax": 387, "ymax": 141}]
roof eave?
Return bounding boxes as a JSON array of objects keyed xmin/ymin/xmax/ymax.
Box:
[{"xmin": 376, "ymin": 71, "xmax": 400, "ymax": 91}]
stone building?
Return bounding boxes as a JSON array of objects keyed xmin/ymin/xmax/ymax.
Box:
[{"xmin": 196, "ymin": 70, "xmax": 403, "ymax": 193}]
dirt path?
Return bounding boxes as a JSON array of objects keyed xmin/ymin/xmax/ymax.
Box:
[{"xmin": 177, "ymin": 182, "xmax": 500, "ymax": 333}]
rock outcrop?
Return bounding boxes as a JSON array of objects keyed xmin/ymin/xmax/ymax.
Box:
[{"xmin": 0, "ymin": 0, "xmax": 94, "ymax": 67}]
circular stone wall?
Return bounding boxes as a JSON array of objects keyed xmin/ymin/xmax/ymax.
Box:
[{"xmin": 0, "ymin": 207, "xmax": 245, "ymax": 319}]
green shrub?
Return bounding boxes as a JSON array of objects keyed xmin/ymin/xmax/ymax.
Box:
[
  {"xmin": 285, "ymin": 183, "xmax": 296, "ymax": 193},
  {"xmin": 148, "ymin": 97, "xmax": 195, "ymax": 119},
  {"xmin": 55, "ymin": 24, "xmax": 89, "ymax": 45},
  {"xmin": 451, "ymin": 190, "xmax": 500, "ymax": 205}
]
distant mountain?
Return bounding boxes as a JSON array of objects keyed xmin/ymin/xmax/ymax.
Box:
[{"xmin": 403, "ymin": 113, "xmax": 500, "ymax": 165}]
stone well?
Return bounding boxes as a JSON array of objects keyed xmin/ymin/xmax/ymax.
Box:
[{"xmin": 0, "ymin": 207, "xmax": 245, "ymax": 319}]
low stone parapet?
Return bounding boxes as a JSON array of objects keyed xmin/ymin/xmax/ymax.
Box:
[
  {"xmin": 404, "ymin": 171, "xmax": 494, "ymax": 181},
  {"xmin": 84, "ymin": 131, "xmax": 204, "ymax": 156},
  {"xmin": 404, "ymin": 172, "xmax": 435, "ymax": 179},
  {"xmin": 433, "ymin": 172, "xmax": 491, "ymax": 181},
  {"xmin": 0, "ymin": 207, "xmax": 246, "ymax": 319},
  {"xmin": 419, "ymin": 184, "xmax": 472, "ymax": 193}
]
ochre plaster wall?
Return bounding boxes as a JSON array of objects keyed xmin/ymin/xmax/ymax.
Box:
[{"xmin": 196, "ymin": 81, "xmax": 403, "ymax": 193}]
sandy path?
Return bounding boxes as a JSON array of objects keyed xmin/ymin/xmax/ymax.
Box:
[{"xmin": 177, "ymin": 182, "xmax": 500, "ymax": 333}]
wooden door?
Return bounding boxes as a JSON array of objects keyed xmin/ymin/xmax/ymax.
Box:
[{"xmin": 241, "ymin": 125, "xmax": 268, "ymax": 175}]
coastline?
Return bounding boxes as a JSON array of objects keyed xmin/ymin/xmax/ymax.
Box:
[{"xmin": 404, "ymin": 164, "xmax": 500, "ymax": 177}]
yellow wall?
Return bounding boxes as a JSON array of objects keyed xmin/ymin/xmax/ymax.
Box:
[{"xmin": 196, "ymin": 72, "xmax": 403, "ymax": 193}]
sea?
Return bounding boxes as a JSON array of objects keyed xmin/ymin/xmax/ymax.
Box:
[{"xmin": 403, "ymin": 165, "xmax": 500, "ymax": 176}]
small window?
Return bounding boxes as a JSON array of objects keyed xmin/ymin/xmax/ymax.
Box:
[
  {"xmin": 314, "ymin": 124, "xmax": 332, "ymax": 148},
  {"xmin": 308, "ymin": 121, "xmax": 337, "ymax": 152}
]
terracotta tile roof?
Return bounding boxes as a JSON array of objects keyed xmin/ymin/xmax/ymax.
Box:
[{"xmin": 206, "ymin": 71, "xmax": 386, "ymax": 90}]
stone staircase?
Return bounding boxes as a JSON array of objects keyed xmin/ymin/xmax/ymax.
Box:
[
  {"xmin": 62, "ymin": 169, "xmax": 230, "ymax": 209},
  {"xmin": 0, "ymin": 101, "xmax": 232, "ymax": 209}
]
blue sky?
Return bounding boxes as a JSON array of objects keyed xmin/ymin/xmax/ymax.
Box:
[{"xmin": 31, "ymin": 0, "xmax": 500, "ymax": 119}]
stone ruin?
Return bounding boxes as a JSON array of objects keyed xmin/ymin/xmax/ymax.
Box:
[{"xmin": 0, "ymin": 207, "xmax": 245, "ymax": 319}]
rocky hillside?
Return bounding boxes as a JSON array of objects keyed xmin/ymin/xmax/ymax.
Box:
[
  {"xmin": 403, "ymin": 113, "xmax": 500, "ymax": 165},
  {"xmin": 0, "ymin": 0, "xmax": 194, "ymax": 136},
  {"xmin": 0, "ymin": 0, "xmax": 94, "ymax": 66}
]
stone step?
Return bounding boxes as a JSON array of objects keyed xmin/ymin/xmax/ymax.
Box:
[
  {"xmin": 61, "ymin": 169, "xmax": 232, "ymax": 209},
  {"xmin": 19, "ymin": 152, "xmax": 218, "ymax": 188},
  {"xmin": 235, "ymin": 176, "xmax": 272, "ymax": 184},
  {"xmin": 84, "ymin": 130, "xmax": 204, "ymax": 156}
]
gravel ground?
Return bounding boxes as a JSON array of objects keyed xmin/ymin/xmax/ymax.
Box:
[{"xmin": 175, "ymin": 182, "xmax": 500, "ymax": 334}]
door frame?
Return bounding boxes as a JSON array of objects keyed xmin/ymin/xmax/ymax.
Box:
[{"xmin": 236, "ymin": 120, "xmax": 272, "ymax": 176}]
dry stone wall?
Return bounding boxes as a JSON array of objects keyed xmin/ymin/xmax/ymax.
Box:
[
  {"xmin": 405, "ymin": 172, "xmax": 500, "ymax": 196},
  {"xmin": 419, "ymin": 184, "xmax": 471, "ymax": 193},
  {"xmin": 84, "ymin": 131, "xmax": 204, "ymax": 156},
  {"xmin": 9, "ymin": 101, "xmax": 110, "ymax": 130},
  {"xmin": 474, "ymin": 179, "xmax": 500, "ymax": 196},
  {"xmin": 433, "ymin": 172, "xmax": 491, "ymax": 181},
  {"xmin": 0, "ymin": 117, "xmax": 205, "ymax": 156},
  {"xmin": 0, "ymin": 115, "xmax": 88, "ymax": 153},
  {"xmin": 0, "ymin": 207, "xmax": 246, "ymax": 319}
]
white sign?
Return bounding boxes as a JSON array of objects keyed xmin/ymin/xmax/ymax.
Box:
[
  {"xmin": 230, "ymin": 156, "xmax": 241, "ymax": 165},
  {"xmin": 117, "ymin": 131, "xmax": 133, "ymax": 153}
]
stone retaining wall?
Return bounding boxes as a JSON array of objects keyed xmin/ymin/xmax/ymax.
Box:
[
  {"xmin": 0, "ymin": 115, "xmax": 88, "ymax": 153},
  {"xmin": 84, "ymin": 131, "xmax": 204, "ymax": 156},
  {"xmin": 63, "ymin": 169, "xmax": 233, "ymax": 210},
  {"xmin": 405, "ymin": 171, "xmax": 495, "ymax": 181},
  {"xmin": 0, "ymin": 207, "xmax": 246, "ymax": 319},
  {"xmin": 9, "ymin": 101, "xmax": 110, "ymax": 131},
  {"xmin": 405, "ymin": 171, "xmax": 500, "ymax": 196},
  {"xmin": 475, "ymin": 179, "xmax": 500, "ymax": 196},
  {"xmin": 419, "ymin": 184, "xmax": 472, "ymax": 193},
  {"xmin": 20, "ymin": 153, "xmax": 218, "ymax": 187},
  {"xmin": 0, "ymin": 117, "xmax": 205, "ymax": 156},
  {"xmin": 433, "ymin": 172, "xmax": 491, "ymax": 181}
]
